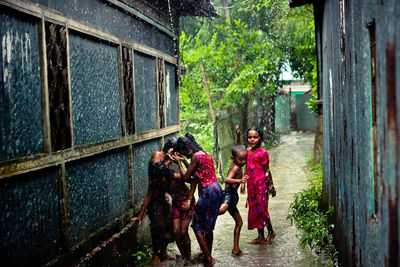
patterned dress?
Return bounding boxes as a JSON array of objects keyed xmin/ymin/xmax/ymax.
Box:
[
  {"xmin": 246, "ymin": 147, "xmax": 270, "ymax": 230},
  {"xmin": 191, "ymin": 151, "xmax": 223, "ymax": 233}
]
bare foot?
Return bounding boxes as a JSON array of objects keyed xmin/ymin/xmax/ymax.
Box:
[
  {"xmin": 151, "ymin": 255, "xmax": 162, "ymax": 265},
  {"xmin": 204, "ymin": 257, "xmax": 216, "ymax": 267},
  {"xmin": 266, "ymin": 232, "xmax": 276, "ymax": 244},
  {"xmin": 248, "ymin": 237, "xmax": 266, "ymax": 244},
  {"xmin": 232, "ymin": 249, "xmax": 245, "ymax": 256}
]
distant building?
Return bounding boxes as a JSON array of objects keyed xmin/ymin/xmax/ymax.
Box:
[{"xmin": 275, "ymin": 64, "xmax": 316, "ymax": 132}]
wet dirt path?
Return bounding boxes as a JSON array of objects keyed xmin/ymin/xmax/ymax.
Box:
[{"xmin": 165, "ymin": 132, "xmax": 320, "ymax": 266}]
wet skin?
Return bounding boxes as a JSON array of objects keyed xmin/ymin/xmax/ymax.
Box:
[{"xmin": 247, "ymin": 130, "xmax": 261, "ymax": 152}]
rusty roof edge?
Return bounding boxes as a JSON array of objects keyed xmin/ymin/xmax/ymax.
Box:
[
  {"xmin": 105, "ymin": 0, "xmax": 177, "ymax": 38},
  {"xmin": 289, "ymin": 0, "xmax": 313, "ymax": 8}
]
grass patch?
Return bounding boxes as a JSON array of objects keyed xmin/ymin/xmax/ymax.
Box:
[{"xmin": 287, "ymin": 157, "xmax": 338, "ymax": 266}]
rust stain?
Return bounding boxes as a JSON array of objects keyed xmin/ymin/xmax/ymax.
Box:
[{"xmin": 386, "ymin": 38, "xmax": 399, "ymax": 267}]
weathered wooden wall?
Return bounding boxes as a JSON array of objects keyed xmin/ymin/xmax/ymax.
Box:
[
  {"xmin": 312, "ymin": 0, "xmax": 400, "ymax": 266},
  {"xmin": 0, "ymin": 0, "xmax": 181, "ymax": 266}
]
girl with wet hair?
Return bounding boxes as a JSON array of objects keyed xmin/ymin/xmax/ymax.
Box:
[
  {"xmin": 131, "ymin": 138, "xmax": 180, "ymax": 264},
  {"xmin": 240, "ymin": 126, "xmax": 276, "ymax": 244},
  {"xmin": 172, "ymin": 133, "xmax": 223, "ymax": 267}
]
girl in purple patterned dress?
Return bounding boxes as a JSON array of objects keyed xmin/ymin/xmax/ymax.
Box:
[
  {"xmin": 173, "ymin": 133, "xmax": 223, "ymax": 267},
  {"xmin": 241, "ymin": 127, "xmax": 276, "ymax": 244}
]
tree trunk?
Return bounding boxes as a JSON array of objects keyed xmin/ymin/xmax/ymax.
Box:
[
  {"xmin": 199, "ymin": 58, "xmax": 219, "ymax": 172},
  {"xmin": 222, "ymin": 0, "xmax": 231, "ymax": 22}
]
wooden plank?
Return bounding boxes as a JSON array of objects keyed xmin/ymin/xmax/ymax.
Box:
[
  {"xmin": 39, "ymin": 16, "xmax": 52, "ymax": 153},
  {"xmin": 156, "ymin": 58, "xmax": 160, "ymax": 129},
  {"xmin": 132, "ymin": 49, "xmax": 137, "ymax": 134},
  {"xmin": 0, "ymin": 125, "xmax": 180, "ymax": 179},
  {"xmin": 104, "ymin": 0, "xmax": 176, "ymax": 38},
  {"xmin": 0, "ymin": 0, "xmax": 178, "ymax": 65},
  {"xmin": 118, "ymin": 44, "xmax": 128, "ymax": 137},
  {"xmin": 57, "ymin": 162, "xmax": 70, "ymax": 250},
  {"xmin": 128, "ymin": 145, "xmax": 134, "ymax": 207},
  {"xmin": 65, "ymin": 25, "xmax": 75, "ymax": 147},
  {"xmin": 133, "ymin": 41, "xmax": 178, "ymax": 65}
]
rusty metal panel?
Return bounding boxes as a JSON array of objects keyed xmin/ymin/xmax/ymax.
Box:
[
  {"xmin": 0, "ymin": 10, "xmax": 43, "ymax": 161},
  {"xmin": 317, "ymin": 0, "xmax": 400, "ymax": 266}
]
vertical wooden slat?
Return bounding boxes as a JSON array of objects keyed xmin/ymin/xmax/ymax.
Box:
[
  {"xmin": 156, "ymin": 58, "xmax": 165, "ymax": 129},
  {"xmin": 65, "ymin": 25, "xmax": 74, "ymax": 147},
  {"xmin": 57, "ymin": 162, "xmax": 70, "ymax": 250},
  {"xmin": 128, "ymin": 145, "xmax": 134, "ymax": 207},
  {"xmin": 368, "ymin": 20, "xmax": 378, "ymax": 215},
  {"xmin": 162, "ymin": 59, "xmax": 167, "ymax": 128},
  {"xmin": 132, "ymin": 48, "xmax": 136, "ymax": 135},
  {"xmin": 39, "ymin": 16, "xmax": 52, "ymax": 153},
  {"xmin": 118, "ymin": 44, "xmax": 128, "ymax": 137},
  {"xmin": 155, "ymin": 58, "xmax": 160, "ymax": 129}
]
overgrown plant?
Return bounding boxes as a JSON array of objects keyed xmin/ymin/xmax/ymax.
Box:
[
  {"xmin": 131, "ymin": 245, "xmax": 152, "ymax": 266},
  {"xmin": 287, "ymin": 158, "xmax": 338, "ymax": 265}
]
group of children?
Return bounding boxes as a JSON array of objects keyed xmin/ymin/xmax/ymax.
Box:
[{"xmin": 132, "ymin": 126, "xmax": 276, "ymax": 267}]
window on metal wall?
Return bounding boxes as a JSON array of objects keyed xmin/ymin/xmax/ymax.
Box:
[{"xmin": 368, "ymin": 19, "xmax": 378, "ymax": 216}]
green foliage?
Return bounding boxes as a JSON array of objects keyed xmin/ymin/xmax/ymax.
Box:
[
  {"xmin": 284, "ymin": 4, "xmax": 319, "ymax": 116},
  {"xmin": 131, "ymin": 245, "xmax": 152, "ymax": 266},
  {"xmin": 179, "ymin": 0, "xmax": 293, "ymax": 152},
  {"xmin": 287, "ymin": 159, "xmax": 338, "ymax": 265}
]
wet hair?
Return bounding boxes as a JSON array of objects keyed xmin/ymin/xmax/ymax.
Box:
[
  {"xmin": 162, "ymin": 138, "xmax": 177, "ymax": 152},
  {"xmin": 175, "ymin": 133, "xmax": 205, "ymax": 154},
  {"xmin": 247, "ymin": 126, "xmax": 264, "ymax": 140},
  {"xmin": 232, "ymin": 144, "xmax": 246, "ymax": 157}
]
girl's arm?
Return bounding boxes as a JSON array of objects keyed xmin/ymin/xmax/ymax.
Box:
[
  {"xmin": 182, "ymin": 180, "xmax": 197, "ymax": 211},
  {"xmin": 235, "ymin": 125, "xmax": 241, "ymax": 145},
  {"xmin": 263, "ymin": 162, "xmax": 276, "ymax": 197},
  {"xmin": 131, "ymin": 182, "xmax": 153, "ymax": 225},
  {"xmin": 176, "ymin": 155, "xmax": 199, "ymax": 182}
]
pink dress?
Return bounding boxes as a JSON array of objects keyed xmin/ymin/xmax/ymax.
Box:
[
  {"xmin": 246, "ymin": 147, "xmax": 270, "ymax": 230},
  {"xmin": 191, "ymin": 152, "xmax": 223, "ymax": 233}
]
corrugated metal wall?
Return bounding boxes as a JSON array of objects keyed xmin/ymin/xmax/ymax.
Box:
[
  {"xmin": 0, "ymin": 0, "xmax": 180, "ymax": 266},
  {"xmin": 316, "ymin": 0, "xmax": 400, "ymax": 266}
]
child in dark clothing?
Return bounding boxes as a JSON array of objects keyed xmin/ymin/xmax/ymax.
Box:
[{"xmin": 219, "ymin": 129, "xmax": 248, "ymax": 256}]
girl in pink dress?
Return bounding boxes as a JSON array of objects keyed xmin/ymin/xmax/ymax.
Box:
[{"xmin": 241, "ymin": 126, "xmax": 276, "ymax": 244}]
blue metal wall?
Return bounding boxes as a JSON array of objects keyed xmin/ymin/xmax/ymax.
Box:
[
  {"xmin": 0, "ymin": 11, "xmax": 43, "ymax": 161},
  {"xmin": 0, "ymin": 1, "xmax": 180, "ymax": 265},
  {"xmin": 316, "ymin": 0, "xmax": 400, "ymax": 266}
]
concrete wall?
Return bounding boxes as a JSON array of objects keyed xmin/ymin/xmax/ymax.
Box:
[
  {"xmin": 296, "ymin": 94, "xmax": 317, "ymax": 131},
  {"xmin": 313, "ymin": 0, "xmax": 400, "ymax": 266},
  {"xmin": 275, "ymin": 95, "xmax": 291, "ymax": 134}
]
